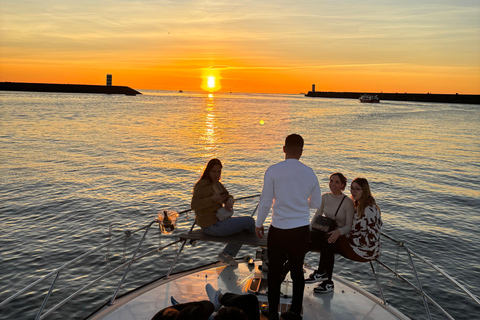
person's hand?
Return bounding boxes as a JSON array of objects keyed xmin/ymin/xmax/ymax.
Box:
[
  {"xmin": 327, "ymin": 230, "xmax": 340, "ymax": 243},
  {"xmin": 212, "ymin": 193, "xmax": 227, "ymax": 203},
  {"xmin": 225, "ymin": 198, "xmax": 234, "ymax": 211},
  {"xmin": 255, "ymin": 226, "xmax": 264, "ymax": 239}
]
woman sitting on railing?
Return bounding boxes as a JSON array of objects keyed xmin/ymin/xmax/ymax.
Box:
[
  {"xmin": 311, "ymin": 177, "xmax": 382, "ymax": 294},
  {"xmin": 306, "ymin": 173, "xmax": 355, "ymax": 290},
  {"xmin": 346, "ymin": 177, "xmax": 382, "ymax": 260},
  {"xmin": 191, "ymin": 158, "xmax": 256, "ymax": 266}
]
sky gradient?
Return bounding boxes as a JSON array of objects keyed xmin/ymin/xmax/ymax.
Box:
[{"xmin": 1, "ymin": 0, "xmax": 479, "ymax": 94}]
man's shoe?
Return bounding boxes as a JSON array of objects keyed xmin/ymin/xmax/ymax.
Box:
[
  {"xmin": 304, "ymin": 270, "xmax": 328, "ymax": 283},
  {"xmin": 205, "ymin": 283, "xmax": 222, "ymax": 311},
  {"xmin": 217, "ymin": 252, "xmax": 238, "ymax": 266},
  {"xmin": 261, "ymin": 305, "xmax": 279, "ymax": 320},
  {"xmin": 313, "ymin": 280, "xmax": 334, "ymax": 293}
]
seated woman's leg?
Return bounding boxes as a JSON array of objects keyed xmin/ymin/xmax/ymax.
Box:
[
  {"xmin": 222, "ymin": 243, "xmax": 241, "ymax": 257},
  {"xmin": 309, "ymin": 230, "xmax": 324, "ymax": 253},
  {"xmin": 203, "ymin": 216, "xmax": 255, "ymax": 237},
  {"xmin": 334, "ymin": 236, "xmax": 371, "ymax": 262},
  {"xmin": 318, "ymin": 234, "xmax": 335, "ymax": 280},
  {"xmin": 304, "ymin": 231, "xmax": 329, "ymax": 282},
  {"xmin": 203, "ymin": 216, "xmax": 256, "ymax": 257}
]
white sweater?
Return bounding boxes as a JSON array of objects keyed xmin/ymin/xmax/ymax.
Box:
[
  {"xmin": 311, "ymin": 193, "xmax": 355, "ymax": 235},
  {"xmin": 256, "ymin": 159, "xmax": 322, "ymax": 229}
]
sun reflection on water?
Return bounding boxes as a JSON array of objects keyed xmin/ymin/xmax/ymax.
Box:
[{"xmin": 201, "ymin": 94, "xmax": 218, "ymax": 156}]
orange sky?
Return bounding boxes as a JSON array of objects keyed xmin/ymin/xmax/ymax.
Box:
[{"xmin": 1, "ymin": 1, "xmax": 479, "ymax": 94}]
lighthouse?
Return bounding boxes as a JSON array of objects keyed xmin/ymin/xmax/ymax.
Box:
[{"xmin": 106, "ymin": 74, "xmax": 112, "ymax": 86}]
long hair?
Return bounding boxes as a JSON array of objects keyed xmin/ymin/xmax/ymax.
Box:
[
  {"xmin": 331, "ymin": 172, "xmax": 347, "ymax": 191},
  {"xmin": 196, "ymin": 158, "xmax": 223, "ymax": 186},
  {"xmin": 351, "ymin": 177, "xmax": 376, "ymax": 218}
]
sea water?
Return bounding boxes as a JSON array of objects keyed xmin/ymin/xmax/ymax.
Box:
[{"xmin": 1, "ymin": 90, "xmax": 479, "ymax": 319}]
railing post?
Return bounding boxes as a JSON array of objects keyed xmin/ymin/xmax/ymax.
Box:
[
  {"xmin": 166, "ymin": 240, "xmax": 188, "ymax": 278},
  {"xmin": 108, "ymin": 221, "xmax": 155, "ymax": 305},
  {"xmin": 35, "ymin": 271, "xmax": 61, "ymax": 320},
  {"xmin": 370, "ymin": 260, "xmax": 386, "ymax": 304},
  {"xmin": 404, "ymin": 244, "xmax": 432, "ymax": 320},
  {"xmin": 164, "ymin": 218, "xmax": 198, "ymax": 278}
]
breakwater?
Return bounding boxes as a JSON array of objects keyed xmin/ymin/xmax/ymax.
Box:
[
  {"xmin": 305, "ymin": 91, "xmax": 480, "ymax": 104},
  {"xmin": 0, "ymin": 82, "xmax": 141, "ymax": 96}
]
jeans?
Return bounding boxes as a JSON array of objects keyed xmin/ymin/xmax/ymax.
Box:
[{"xmin": 202, "ymin": 216, "xmax": 256, "ymax": 257}]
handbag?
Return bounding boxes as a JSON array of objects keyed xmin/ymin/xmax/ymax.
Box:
[
  {"xmin": 311, "ymin": 195, "xmax": 346, "ymax": 233},
  {"xmin": 216, "ymin": 207, "xmax": 233, "ymax": 221},
  {"xmin": 311, "ymin": 215, "xmax": 337, "ymax": 233}
]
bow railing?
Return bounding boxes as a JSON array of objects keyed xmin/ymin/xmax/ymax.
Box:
[
  {"xmin": 0, "ymin": 195, "xmax": 261, "ymax": 320},
  {"xmin": 1, "ymin": 194, "xmax": 478, "ymax": 320}
]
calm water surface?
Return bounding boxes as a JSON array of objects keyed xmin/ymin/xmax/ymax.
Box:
[{"xmin": 1, "ymin": 90, "xmax": 479, "ymax": 319}]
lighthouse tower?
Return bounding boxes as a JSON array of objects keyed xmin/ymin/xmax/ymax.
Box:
[{"xmin": 106, "ymin": 74, "xmax": 112, "ymax": 86}]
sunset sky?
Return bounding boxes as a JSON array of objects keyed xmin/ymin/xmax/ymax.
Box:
[{"xmin": 1, "ymin": 0, "xmax": 479, "ymax": 94}]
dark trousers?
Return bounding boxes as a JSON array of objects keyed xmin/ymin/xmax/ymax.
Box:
[
  {"xmin": 311, "ymin": 230, "xmax": 335, "ymax": 281},
  {"xmin": 267, "ymin": 225, "xmax": 310, "ymax": 315},
  {"xmin": 220, "ymin": 293, "xmax": 260, "ymax": 320},
  {"xmin": 311, "ymin": 231, "xmax": 370, "ymax": 281}
]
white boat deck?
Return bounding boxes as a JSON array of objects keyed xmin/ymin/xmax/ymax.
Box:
[{"xmin": 90, "ymin": 260, "xmax": 408, "ymax": 320}]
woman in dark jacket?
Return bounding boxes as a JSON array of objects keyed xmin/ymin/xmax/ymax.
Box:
[{"xmin": 191, "ymin": 159, "xmax": 255, "ymax": 265}]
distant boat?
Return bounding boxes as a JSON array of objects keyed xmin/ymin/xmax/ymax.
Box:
[
  {"xmin": 359, "ymin": 94, "xmax": 380, "ymax": 103},
  {"xmin": 179, "ymin": 90, "xmax": 183, "ymax": 93}
]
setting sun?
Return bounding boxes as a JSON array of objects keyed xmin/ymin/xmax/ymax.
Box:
[
  {"xmin": 201, "ymin": 75, "xmax": 221, "ymax": 92},
  {"xmin": 207, "ymin": 76, "xmax": 216, "ymax": 89},
  {"xmin": 201, "ymin": 69, "xmax": 222, "ymax": 92},
  {"xmin": 1, "ymin": 2, "xmax": 479, "ymax": 94}
]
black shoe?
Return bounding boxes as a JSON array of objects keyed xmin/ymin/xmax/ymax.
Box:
[
  {"xmin": 261, "ymin": 305, "xmax": 279, "ymax": 320},
  {"xmin": 280, "ymin": 310, "xmax": 302, "ymax": 320},
  {"xmin": 304, "ymin": 270, "xmax": 328, "ymax": 283},
  {"xmin": 313, "ymin": 280, "xmax": 334, "ymax": 293}
]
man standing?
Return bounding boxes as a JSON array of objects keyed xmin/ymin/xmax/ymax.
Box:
[{"xmin": 255, "ymin": 134, "xmax": 322, "ymax": 320}]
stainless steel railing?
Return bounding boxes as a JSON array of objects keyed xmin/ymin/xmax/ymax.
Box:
[
  {"xmin": 0, "ymin": 195, "xmax": 261, "ymax": 320},
  {"xmin": 1, "ymin": 195, "xmax": 478, "ymax": 320},
  {"xmin": 0, "ymin": 221, "xmax": 161, "ymax": 320},
  {"xmin": 372, "ymin": 232, "xmax": 480, "ymax": 320}
]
